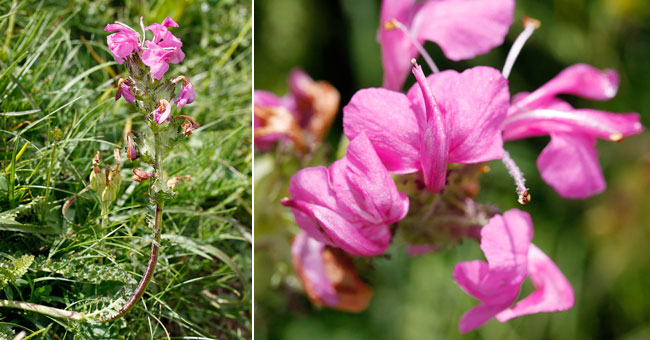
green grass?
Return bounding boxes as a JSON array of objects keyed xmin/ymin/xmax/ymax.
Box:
[{"xmin": 0, "ymin": 0, "xmax": 251, "ymax": 339}]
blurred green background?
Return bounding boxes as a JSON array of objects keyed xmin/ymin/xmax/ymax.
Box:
[{"xmin": 254, "ymin": 0, "xmax": 650, "ymax": 339}]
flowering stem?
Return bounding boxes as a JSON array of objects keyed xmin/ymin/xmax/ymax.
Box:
[
  {"xmin": 0, "ymin": 299, "xmax": 86, "ymax": 321},
  {"xmin": 99, "ymin": 202, "xmax": 162, "ymax": 322},
  {"xmin": 100, "ymin": 132, "xmax": 166, "ymax": 322}
]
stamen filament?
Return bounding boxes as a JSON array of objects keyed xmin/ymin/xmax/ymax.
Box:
[
  {"xmin": 387, "ymin": 19, "xmax": 440, "ymax": 74},
  {"xmin": 114, "ymin": 21, "xmax": 137, "ymax": 33},
  {"xmin": 140, "ymin": 16, "xmax": 146, "ymax": 47},
  {"xmin": 502, "ymin": 17, "xmax": 540, "ymax": 79},
  {"xmin": 501, "ymin": 151, "xmax": 531, "ymax": 204}
]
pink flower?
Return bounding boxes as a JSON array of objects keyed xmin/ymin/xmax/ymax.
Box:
[
  {"xmin": 281, "ymin": 133, "xmax": 409, "ymax": 256},
  {"xmin": 291, "ymin": 232, "xmax": 373, "ymax": 312},
  {"xmin": 343, "ymin": 64, "xmax": 508, "ymax": 192},
  {"xmin": 115, "ymin": 79, "xmax": 134, "ymax": 103},
  {"xmin": 502, "ymin": 64, "xmax": 644, "ymax": 198},
  {"xmin": 175, "ymin": 80, "xmax": 195, "ymax": 108},
  {"xmin": 254, "ymin": 70, "xmax": 340, "ymax": 153},
  {"xmin": 126, "ymin": 131, "xmax": 138, "ymax": 161},
  {"xmin": 453, "ymin": 209, "xmax": 574, "ymax": 333},
  {"xmin": 379, "ymin": 0, "xmax": 514, "ymax": 90},
  {"xmin": 254, "ymin": 91, "xmax": 306, "ymax": 153},
  {"xmin": 142, "ymin": 16, "xmax": 185, "ymax": 80},
  {"xmin": 104, "ymin": 23, "xmax": 141, "ymax": 64},
  {"xmin": 152, "ymin": 99, "xmax": 171, "ymax": 124}
]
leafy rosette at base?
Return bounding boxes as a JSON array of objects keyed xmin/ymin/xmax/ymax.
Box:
[
  {"xmin": 379, "ymin": 0, "xmax": 514, "ymax": 90},
  {"xmin": 502, "ymin": 64, "xmax": 644, "ymax": 198},
  {"xmin": 453, "ymin": 209, "xmax": 574, "ymax": 333},
  {"xmin": 282, "ymin": 133, "xmax": 409, "ymax": 256},
  {"xmin": 291, "ymin": 232, "xmax": 373, "ymax": 312},
  {"xmin": 344, "ymin": 64, "xmax": 509, "ymax": 192}
]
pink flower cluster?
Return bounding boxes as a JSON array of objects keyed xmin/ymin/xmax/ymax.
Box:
[
  {"xmin": 105, "ymin": 17, "xmax": 196, "ymax": 125},
  {"xmin": 257, "ymin": 0, "xmax": 644, "ymax": 332},
  {"xmin": 105, "ymin": 16, "xmax": 185, "ymax": 80}
]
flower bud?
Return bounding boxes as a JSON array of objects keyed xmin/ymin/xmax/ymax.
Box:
[
  {"xmin": 132, "ymin": 168, "xmax": 155, "ymax": 182},
  {"xmin": 126, "ymin": 131, "xmax": 139, "ymax": 161},
  {"xmin": 174, "ymin": 115, "xmax": 200, "ymax": 136},
  {"xmin": 89, "ymin": 151, "xmax": 107, "ymax": 192},
  {"xmin": 90, "ymin": 167, "xmax": 107, "ymax": 192}
]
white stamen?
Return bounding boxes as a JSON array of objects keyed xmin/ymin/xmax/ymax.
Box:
[
  {"xmin": 502, "ymin": 17, "xmax": 540, "ymax": 79},
  {"xmin": 389, "ymin": 19, "xmax": 440, "ymax": 74},
  {"xmin": 140, "ymin": 16, "xmax": 146, "ymax": 47},
  {"xmin": 115, "ymin": 21, "xmax": 137, "ymax": 33},
  {"xmin": 501, "ymin": 151, "xmax": 530, "ymax": 204}
]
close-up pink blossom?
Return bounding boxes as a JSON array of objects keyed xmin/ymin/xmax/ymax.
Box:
[
  {"xmin": 344, "ymin": 64, "xmax": 508, "ymax": 192},
  {"xmin": 502, "ymin": 64, "xmax": 644, "ymax": 198},
  {"xmin": 454, "ymin": 209, "xmax": 574, "ymax": 333},
  {"xmin": 281, "ymin": 133, "xmax": 409, "ymax": 256},
  {"xmin": 104, "ymin": 23, "xmax": 140, "ymax": 64}
]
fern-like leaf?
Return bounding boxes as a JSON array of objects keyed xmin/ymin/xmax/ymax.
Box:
[{"xmin": 0, "ymin": 254, "xmax": 34, "ymax": 290}]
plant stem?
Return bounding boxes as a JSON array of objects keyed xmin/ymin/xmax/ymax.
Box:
[
  {"xmin": 99, "ymin": 202, "xmax": 163, "ymax": 322},
  {"xmin": 99, "ymin": 132, "xmax": 165, "ymax": 322},
  {"xmin": 0, "ymin": 300, "xmax": 86, "ymax": 321},
  {"xmin": 100, "ymin": 200, "xmax": 108, "ymax": 229}
]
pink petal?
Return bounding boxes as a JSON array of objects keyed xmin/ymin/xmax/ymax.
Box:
[
  {"xmin": 378, "ymin": 0, "xmax": 418, "ymax": 90},
  {"xmin": 453, "ymin": 260, "xmax": 490, "ymax": 299},
  {"xmin": 330, "ymin": 133, "xmax": 410, "ymax": 225},
  {"xmin": 412, "ymin": 0, "xmax": 514, "ymax": 61},
  {"xmin": 459, "ymin": 303, "xmax": 511, "ymax": 334},
  {"xmin": 411, "ymin": 64, "xmax": 448, "ymax": 192},
  {"xmin": 291, "ymin": 232, "xmax": 338, "ymax": 306},
  {"xmin": 117, "ymin": 83, "xmax": 134, "ymax": 103},
  {"xmin": 254, "ymin": 90, "xmax": 286, "ymax": 107},
  {"xmin": 287, "ymin": 166, "xmax": 339, "ymax": 213},
  {"xmin": 496, "ymin": 244, "xmax": 575, "ymax": 322},
  {"xmin": 514, "ymin": 64, "xmax": 620, "ymax": 110},
  {"xmin": 407, "ymin": 66, "xmax": 508, "ymax": 164},
  {"xmin": 176, "ymin": 81, "xmax": 195, "ymax": 108},
  {"xmin": 106, "ymin": 31, "xmax": 140, "ymax": 62},
  {"xmin": 282, "ymin": 199, "xmax": 390, "ymax": 256},
  {"xmin": 537, "ymin": 133, "xmax": 605, "ymax": 199},
  {"xmin": 104, "ymin": 23, "xmax": 127, "ymax": 32},
  {"xmin": 480, "ymin": 209, "xmax": 532, "ymax": 283},
  {"xmin": 343, "ymin": 88, "xmax": 420, "ymax": 174},
  {"xmin": 162, "ymin": 16, "xmax": 179, "ymax": 28},
  {"xmin": 153, "ymin": 101, "xmax": 171, "ymax": 124},
  {"xmin": 503, "ymin": 106, "xmax": 643, "ymax": 142},
  {"xmin": 288, "ymin": 68, "xmax": 313, "ymax": 100}
]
